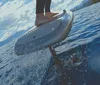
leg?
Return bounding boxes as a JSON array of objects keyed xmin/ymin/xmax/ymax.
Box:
[
  {"xmin": 36, "ymin": 0, "xmax": 46, "ymax": 14},
  {"xmin": 45, "ymin": 0, "xmax": 58, "ymax": 17},
  {"xmin": 45, "ymin": 0, "xmax": 51, "ymax": 12},
  {"xmin": 35, "ymin": 0, "xmax": 54, "ymax": 26}
]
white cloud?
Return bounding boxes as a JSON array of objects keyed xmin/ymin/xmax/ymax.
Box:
[{"xmin": 0, "ymin": 0, "xmax": 36, "ymax": 42}]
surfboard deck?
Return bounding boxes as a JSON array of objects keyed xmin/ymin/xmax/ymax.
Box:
[{"xmin": 14, "ymin": 10, "xmax": 74, "ymax": 55}]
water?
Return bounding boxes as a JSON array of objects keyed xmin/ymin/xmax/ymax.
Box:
[
  {"xmin": 41, "ymin": 3, "xmax": 100, "ymax": 85},
  {"xmin": 0, "ymin": 1, "xmax": 100, "ymax": 85}
]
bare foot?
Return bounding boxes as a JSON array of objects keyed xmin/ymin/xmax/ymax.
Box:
[
  {"xmin": 45, "ymin": 12, "xmax": 58, "ymax": 17},
  {"xmin": 35, "ymin": 13, "xmax": 55, "ymax": 26}
]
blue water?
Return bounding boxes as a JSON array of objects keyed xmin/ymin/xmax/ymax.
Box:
[
  {"xmin": 0, "ymin": 1, "xmax": 100, "ymax": 85},
  {"xmin": 41, "ymin": 3, "xmax": 100, "ymax": 85}
]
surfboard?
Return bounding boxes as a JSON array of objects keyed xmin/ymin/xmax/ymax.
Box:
[{"xmin": 14, "ymin": 10, "xmax": 74, "ymax": 55}]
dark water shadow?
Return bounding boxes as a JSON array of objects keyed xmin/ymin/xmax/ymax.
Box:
[{"xmin": 41, "ymin": 44, "xmax": 88, "ymax": 85}]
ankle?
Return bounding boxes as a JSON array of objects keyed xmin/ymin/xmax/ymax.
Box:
[
  {"xmin": 36, "ymin": 13, "xmax": 44, "ymax": 17},
  {"xmin": 45, "ymin": 12, "xmax": 51, "ymax": 15}
]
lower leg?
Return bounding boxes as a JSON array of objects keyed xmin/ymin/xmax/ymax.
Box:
[
  {"xmin": 45, "ymin": 0, "xmax": 51, "ymax": 12},
  {"xmin": 36, "ymin": 0, "xmax": 46, "ymax": 14},
  {"xmin": 35, "ymin": 0, "xmax": 54, "ymax": 26},
  {"xmin": 45, "ymin": 0, "xmax": 58, "ymax": 17}
]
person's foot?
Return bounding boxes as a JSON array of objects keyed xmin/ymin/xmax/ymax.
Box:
[
  {"xmin": 45, "ymin": 12, "xmax": 58, "ymax": 17},
  {"xmin": 35, "ymin": 13, "xmax": 55, "ymax": 26}
]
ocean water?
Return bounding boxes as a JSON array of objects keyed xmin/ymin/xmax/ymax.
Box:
[
  {"xmin": 41, "ymin": 3, "xmax": 100, "ymax": 85},
  {"xmin": 0, "ymin": 0, "xmax": 100, "ymax": 85}
]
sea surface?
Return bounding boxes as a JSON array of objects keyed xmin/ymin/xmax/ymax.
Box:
[
  {"xmin": 41, "ymin": 3, "xmax": 100, "ymax": 85},
  {"xmin": 0, "ymin": 0, "xmax": 100, "ymax": 85}
]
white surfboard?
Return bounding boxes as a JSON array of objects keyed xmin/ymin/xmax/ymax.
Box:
[{"xmin": 14, "ymin": 10, "xmax": 74, "ymax": 55}]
